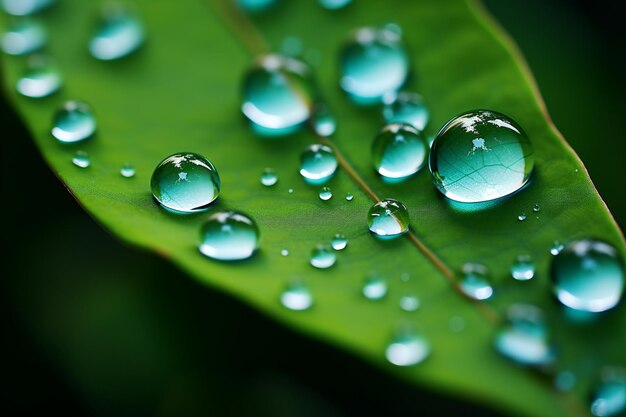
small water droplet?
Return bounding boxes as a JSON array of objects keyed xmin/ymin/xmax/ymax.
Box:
[
  {"xmin": 1, "ymin": 18, "xmax": 46, "ymax": 55},
  {"xmin": 312, "ymin": 103, "xmax": 336, "ymax": 137},
  {"xmin": 89, "ymin": 6, "xmax": 145, "ymax": 61},
  {"xmin": 237, "ymin": 0, "xmax": 276, "ymax": 12},
  {"xmin": 382, "ymin": 91, "xmax": 429, "ymax": 131},
  {"xmin": 459, "ymin": 263, "xmax": 493, "ymax": 300},
  {"xmin": 383, "ymin": 22, "xmax": 402, "ymax": 37},
  {"xmin": 51, "ymin": 101, "xmax": 96, "ymax": 143},
  {"xmin": 150, "ymin": 152, "xmax": 221, "ymax": 213},
  {"xmin": 260, "ymin": 167, "xmax": 278, "ymax": 186},
  {"xmin": 518, "ymin": 213, "xmax": 527, "ymax": 221},
  {"xmin": 1, "ymin": 0, "xmax": 55, "ymax": 16},
  {"xmin": 280, "ymin": 35, "xmax": 303, "ymax": 57},
  {"xmin": 340, "ymin": 26, "xmax": 409, "ymax": 104},
  {"xmin": 288, "ymin": 188, "xmax": 294, "ymax": 194},
  {"xmin": 512, "ymin": 255, "xmax": 535, "ymax": 281},
  {"xmin": 551, "ymin": 239, "xmax": 624, "ymax": 313},
  {"xmin": 372, "ymin": 123, "xmax": 427, "ymax": 181},
  {"xmin": 345, "ymin": 192, "xmax": 353, "ymax": 201},
  {"xmin": 368, "ymin": 198, "xmax": 409, "ymax": 240},
  {"xmin": 319, "ymin": 186, "xmax": 333, "ymax": 201},
  {"xmin": 429, "ymin": 110, "xmax": 535, "ymax": 203},
  {"xmin": 532, "ymin": 203, "xmax": 541, "ymax": 212},
  {"xmin": 310, "ymin": 244, "xmax": 336, "ymax": 269},
  {"xmin": 280, "ymin": 249, "xmax": 289, "ymax": 257},
  {"xmin": 72, "ymin": 151, "xmax": 90, "ymax": 168},
  {"xmin": 399, "ymin": 293, "xmax": 419, "ymax": 311},
  {"xmin": 494, "ymin": 304, "xmax": 554, "ymax": 366},
  {"xmin": 550, "ymin": 241, "xmax": 565, "ymax": 256},
  {"xmin": 198, "ymin": 211, "xmax": 259, "ymax": 261},
  {"xmin": 385, "ymin": 329, "xmax": 430, "ymax": 366},
  {"xmin": 120, "ymin": 164, "xmax": 135, "ymax": 178},
  {"xmin": 448, "ymin": 316, "xmax": 466, "ymax": 333},
  {"xmin": 400, "ymin": 272, "xmax": 410, "ymax": 282},
  {"xmin": 362, "ymin": 275, "xmax": 387, "ymax": 300},
  {"xmin": 331, "ymin": 233, "xmax": 348, "ymax": 250},
  {"xmin": 590, "ymin": 369, "xmax": 626, "ymax": 417},
  {"xmin": 300, "ymin": 144, "xmax": 338, "ymax": 184},
  {"xmin": 16, "ymin": 54, "xmax": 62, "ymax": 98},
  {"xmin": 555, "ymin": 370, "xmax": 576, "ymax": 392},
  {"xmin": 280, "ymin": 282, "xmax": 313, "ymax": 311},
  {"xmin": 319, "ymin": 0, "xmax": 351, "ymax": 10}
]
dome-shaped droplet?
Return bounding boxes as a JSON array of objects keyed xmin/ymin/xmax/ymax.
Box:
[
  {"xmin": 310, "ymin": 244, "xmax": 336, "ymax": 268},
  {"xmin": 280, "ymin": 282, "xmax": 313, "ymax": 311},
  {"xmin": 331, "ymin": 233, "xmax": 347, "ymax": 250},
  {"xmin": 1, "ymin": 0, "xmax": 54, "ymax": 16},
  {"xmin": 518, "ymin": 213, "xmax": 527, "ymax": 221},
  {"xmin": 362, "ymin": 275, "xmax": 387, "ymax": 300},
  {"xmin": 299, "ymin": 144, "xmax": 337, "ymax": 184},
  {"xmin": 89, "ymin": 7, "xmax": 145, "ymax": 61},
  {"xmin": 372, "ymin": 123, "xmax": 427, "ymax": 181},
  {"xmin": 312, "ymin": 103, "xmax": 336, "ymax": 137},
  {"xmin": 345, "ymin": 192, "xmax": 353, "ymax": 201},
  {"xmin": 399, "ymin": 293, "xmax": 420, "ymax": 312},
  {"xmin": 150, "ymin": 152, "xmax": 221, "ymax": 213},
  {"xmin": 260, "ymin": 167, "xmax": 278, "ymax": 186},
  {"xmin": 550, "ymin": 241, "xmax": 565, "ymax": 256},
  {"xmin": 242, "ymin": 54, "xmax": 315, "ymax": 135},
  {"xmin": 368, "ymin": 198, "xmax": 409, "ymax": 240},
  {"xmin": 459, "ymin": 263, "xmax": 493, "ymax": 300},
  {"xmin": 72, "ymin": 150, "xmax": 90, "ymax": 168},
  {"xmin": 429, "ymin": 110, "xmax": 535, "ymax": 203},
  {"xmin": 590, "ymin": 369, "xmax": 626, "ymax": 417},
  {"xmin": 51, "ymin": 101, "xmax": 96, "ymax": 143},
  {"xmin": 319, "ymin": 0, "xmax": 351, "ymax": 10},
  {"xmin": 511, "ymin": 255, "xmax": 535, "ymax": 281},
  {"xmin": 120, "ymin": 164, "xmax": 135, "ymax": 178},
  {"xmin": 1, "ymin": 18, "xmax": 46, "ymax": 55},
  {"xmin": 494, "ymin": 304, "xmax": 554, "ymax": 366},
  {"xmin": 383, "ymin": 91, "xmax": 429, "ymax": 131},
  {"xmin": 16, "ymin": 55, "xmax": 61, "ymax": 98},
  {"xmin": 318, "ymin": 186, "xmax": 333, "ymax": 201},
  {"xmin": 198, "ymin": 211, "xmax": 259, "ymax": 261},
  {"xmin": 550, "ymin": 239, "xmax": 624, "ymax": 313},
  {"xmin": 339, "ymin": 26, "xmax": 409, "ymax": 104},
  {"xmin": 385, "ymin": 329, "xmax": 430, "ymax": 366}
]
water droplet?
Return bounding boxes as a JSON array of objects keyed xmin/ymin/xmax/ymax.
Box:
[
  {"xmin": 72, "ymin": 151, "xmax": 90, "ymax": 168},
  {"xmin": 300, "ymin": 144, "xmax": 337, "ymax": 184},
  {"xmin": 312, "ymin": 103, "xmax": 336, "ymax": 137},
  {"xmin": 242, "ymin": 54, "xmax": 315, "ymax": 135},
  {"xmin": 550, "ymin": 241, "xmax": 565, "ymax": 256},
  {"xmin": 368, "ymin": 198, "xmax": 409, "ymax": 240},
  {"xmin": 382, "ymin": 91, "xmax": 429, "ymax": 131},
  {"xmin": 459, "ymin": 263, "xmax": 493, "ymax": 300},
  {"xmin": 237, "ymin": 0, "xmax": 276, "ymax": 13},
  {"xmin": 120, "ymin": 164, "xmax": 135, "ymax": 178},
  {"xmin": 51, "ymin": 101, "xmax": 96, "ymax": 143},
  {"xmin": 319, "ymin": 186, "xmax": 333, "ymax": 201},
  {"xmin": 345, "ymin": 193, "xmax": 353, "ymax": 201},
  {"xmin": 339, "ymin": 26, "xmax": 409, "ymax": 104},
  {"xmin": 533, "ymin": 203, "xmax": 541, "ymax": 212},
  {"xmin": 399, "ymin": 293, "xmax": 419, "ymax": 311},
  {"xmin": 288, "ymin": 188, "xmax": 294, "ymax": 194},
  {"xmin": 319, "ymin": 0, "xmax": 351, "ymax": 10},
  {"xmin": 310, "ymin": 244, "xmax": 336, "ymax": 269},
  {"xmin": 448, "ymin": 316, "xmax": 466, "ymax": 332},
  {"xmin": 260, "ymin": 167, "xmax": 278, "ymax": 186},
  {"xmin": 150, "ymin": 152, "xmax": 221, "ymax": 213},
  {"xmin": 372, "ymin": 123, "xmax": 427, "ymax": 181},
  {"xmin": 16, "ymin": 54, "xmax": 61, "ymax": 98},
  {"xmin": 551, "ymin": 239, "xmax": 624, "ymax": 313},
  {"xmin": 89, "ymin": 6, "xmax": 145, "ymax": 61},
  {"xmin": 280, "ymin": 282, "xmax": 313, "ymax": 311},
  {"xmin": 590, "ymin": 369, "xmax": 626, "ymax": 417},
  {"xmin": 518, "ymin": 213, "xmax": 527, "ymax": 221},
  {"xmin": 280, "ymin": 249, "xmax": 289, "ymax": 256},
  {"xmin": 511, "ymin": 255, "xmax": 535, "ymax": 281},
  {"xmin": 555, "ymin": 370, "xmax": 576, "ymax": 392},
  {"xmin": 383, "ymin": 22, "xmax": 402, "ymax": 37},
  {"xmin": 385, "ymin": 329, "xmax": 430, "ymax": 366},
  {"xmin": 198, "ymin": 211, "xmax": 259, "ymax": 261},
  {"xmin": 494, "ymin": 304, "xmax": 554, "ymax": 366},
  {"xmin": 1, "ymin": 0, "xmax": 54, "ymax": 16},
  {"xmin": 429, "ymin": 110, "xmax": 535, "ymax": 203},
  {"xmin": 280, "ymin": 36, "xmax": 303, "ymax": 57},
  {"xmin": 331, "ymin": 233, "xmax": 347, "ymax": 250},
  {"xmin": 400, "ymin": 272, "xmax": 410, "ymax": 282},
  {"xmin": 1, "ymin": 18, "xmax": 46, "ymax": 55},
  {"xmin": 362, "ymin": 275, "xmax": 387, "ymax": 300}
]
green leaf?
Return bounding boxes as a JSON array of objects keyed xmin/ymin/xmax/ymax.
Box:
[{"xmin": 2, "ymin": 1, "xmax": 625, "ymax": 416}]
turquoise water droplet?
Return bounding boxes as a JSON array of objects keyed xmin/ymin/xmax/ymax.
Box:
[
  {"xmin": 72, "ymin": 151, "xmax": 90, "ymax": 168},
  {"xmin": 280, "ymin": 282, "xmax": 313, "ymax": 311},
  {"xmin": 429, "ymin": 110, "xmax": 535, "ymax": 203},
  {"xmin": 385, "ymin": 329, "xmax": 430, "ymax": 366},
  {"xmin": 51, "ymin": 101, "xmax": 96, "ymax": 143},
  {"xmin": 345, "ymin": 192, "xmax": 353, "ymax": 201},
  {"xmin": 120, "ymin": 164, "xmax": 135, "ymax": 178},
  {"xmin": 339, "ymin": 26, "xmax": 409, "ymax": 104},
  {"xmin": 198, "ymin": 211, "xmax": 259, "ymax": 261},
  {"xmin": 533, "ymin": 203, "xmax": 541, "ymax": 212},
  {"xmin": 382, "ymin": 91, "xmax": 429, "ymax": 131},
  {"xmin": 280, "ymin": 249, "xmax": 289, "ymax": 256},
  {"xmin": 1, "ymin": 18, "xmax": 46, "ymax": 55},
  {"xmin": 300, "ymin": 144, "xmax": 337, "ymax": 184},
  {"xmin": 550, "ymin": 241, "xmax": 565, "ymax": 256},
  {"xmin": 89, "ymin": 7, "xmax": 145, "ymax": 61},
  {"xmin": 237, "ymin": 0, "xmax": 276, "ymax": 13},
  {"xmin": 448, "ymin": 316, "xmax": 466, "ymax": 332},
  {"xmin": 555, "ymin": 370, "xmax": 576, "ymax": 392},
  {"xmin": 590, "ymin": 370, "xmax": 626, "ymax": 417},
  {"xmin": 494, "ymin": 304, "xmax": 554, "ymax": 366},
  {"xmin": 551, "ymin": 239, "xmax": 624, "ymax": 313},
  {"xmin": 150, "ymin": 152, "xmax": 221, "ymax": 213},
  {"xmin": 310, "ymin": 244, "xmax": 336, "ymax": 268},
  {"xmin": 512, "ymin": 255, "xmax": 535, "ymax": 281},
  {"xmin": 288, "ymin": 188, "xmax": 294, "ymax": 194},
  {"xmin": 1, "ymin": 0, "xmax": 54, "ymax": 16},
  {"xmin": 460, "ymin": 263, "xmax": 493, "ymax": 300},
  {"xmin": 368, "ymin": 198, "xmax": 409, "ymax": 240},
  {"xmin": 372, "ymin": 123, "xmax": 427, "ymax": 181},
  {"xmin": 399, "ymin": 293, "xmax": 419, "ymax": 311},
  {"xmin": 242, "ymin": 54, "xmax": 315, "ymax": 135},
  {"xmin": 383, "ymin": 22, "xmax": 402, "ymax": 37},
  {"xmin": 319, "ymin": 186, "xmax": 333, "ymax": 201},
  {"xmin": 16, "ymin": 55, "xmax": 61, "ymax": 98},
  {"xmin": 362, "ymin": 275, "xmax": 387, "ymax": 300},
  {"xmin": 319, "ymin": 0, "xmax": 351, "ymax": 10},
  {"xmin": 331, "ymin": 233, "xmax": 348, "ymax": 250},
  {"xmin": 260, "ymin": 167, "xmax": 278, "ymax": 186},
  {"xmin": 518, "ymin": 213, "xmax": 527, "ymax": 221},
  {"xmin": 312, "ymin": 103, "xmax": 336, "ymax": 137}
]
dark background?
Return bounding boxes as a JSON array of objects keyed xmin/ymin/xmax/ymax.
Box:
[{"xmin": 1, "ymin": 1, "xmax": 624, "ymax": 416}]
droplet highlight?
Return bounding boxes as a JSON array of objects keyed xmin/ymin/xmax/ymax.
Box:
[
  {"xmin": 280, "ymin": 282, "xmax": 313, "ymax": 311},
  {"xmin": 399, "ymin": 294, "xmax": 419, "ymax": 312},
  {"xmin": 120, "ymin": 164, "xmax": 135, "ymax": 178},
  {"xmin": 345, "ymin": 192, "xmax": 354, "ymax": 201},
  {"xmin": 312, "ymin": 103, "xmax": 336, "ymax": 137},
  {"xmin": 518, "ymin": 213, "xmax": 527, "ymax": 221},
  {"xmin": 16, "ymin": 55, "xmax": 61, "ymax": 98},
  {"xmin": 319, "ymin": 186, "xmax": 333, "ymax": 201},
  {"xmin": 459, "ymin": 263, "xmax": 493, "ymax": 300},
  {"xmin": 362, "ymin": 275, "xmax": 387, "ymax": 300},
  {"xmin": 260, "ymin": 168, "xmax": 278, "ymax": 186},
  {"xmin": 319, "ymin": 0, "xmax": 351, "ymax": 10},
  {"xmin": 331, "ymin": 233, "xmax": 347, "ymax": 250},
  {"xmin": 89, "ymin": 7, "xmax": 145, "ymax": 61},
  {"xmin": 368, "ymin": 198, "xmax": 409, "ymax": 240},
  {"xmin": 382, "ymin": 91, "xmax": 429, "ymax": 131},
  {"xmin": 372, "ymin": 123, "xmax": 427, "ymax": 181},
  {"xmin": 1, "ymin": 18, "xmax": 46, "ymax": 55},
  {"xmin": 1, "ymin": 0, "xmax": 55, "ymax": 16},
  {"xmin": 511, "ymin": 255, "xmax": 535, "ymax": 281},
  {"xmin": 590, "ymin": 369, "xmax": 626, "ymax": 417},
  {"xmin": 72, "ymin": 151, "xmax": 90, "ymax": 168},
  {"xmin": 51, "ymin": 101, "xmax": 96, "ymax": 143},
  {"xmin": 198, "ymin": 211, "xmax": 259, "ymax": 261},
  {"xmin": 385, "ymin": 329, "xmax": 430, "ymax": 366},
  {"xmin": 310, "ymin": 244, "xmax": 336, "ymax": 269},
  {"xmin": 300, "ymin": 144, "xmax": 337, "ymax": 184}
]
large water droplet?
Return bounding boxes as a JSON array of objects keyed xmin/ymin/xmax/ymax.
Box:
[
  {"xmin": 89, "ymin": 7, "xmax": 145, "ymax": 61},
  {"xmin": 51, "ymin": 101, "xmax": 96, "ymax": 143},
  {"xmin": 310, "ymin": 244, "xmax": 336, "ymax": 269},
  {"xmin": 312, "ymin": 103, "xmax": 336, "ymax": 137},
  {"xmin": 372, "ymin": 123, "xmax": 427, "ymax": 181},
  {"xmin": 72, "ymin": 150, "xmax": 90, "ymax": 168},
  {"xmin": 242, "ymin": 54, "xmax": 315, "ymax": 135},
  {"xmin": 385, "ymin": 329, "xmax": 430, "ymax": 366},
  {"xmin": 368, "ymin": 198, "xmax": 409, "ymax": 240},
  {"xmin": 459, "ymin": 263, "xmax": 493, "ymax": 300},
  {"xmin": 319, "ymin": 0, "xmax": 351, "ymax": 10},
  {"xmin": 362, "ymin": 275, "xmax": 387, "ymax": 300},
  {"xmin": 429, "ymin": 110, "xmax": 535, "ymax": 203},
  {"xmin": 494, "ymin": 304, "xmax": 554, "ymax": 366},
  {"xmin": 399, "ymin": 293, "xmax": 420, "ymax": 312},
  {"xmin": 16, "ymin": 55, "xmax": 61, "ymax": 98},
  {"xmin": 198, "ymin": 211, "xmax": 259, "ymax": 261},
  {"xmin": 590, "ymin": 369, "xmax": 626, "ymax": 417},
  {"xmin": 299, "ymin": 144, "xmax": 337, "ymax": 184},
  {"xmin": 331, "ymin": 233, "xmax": 347, "ymax": 250},
  {"xmin": 260, "ymin": 167, "xmax": 278, "ymax": 186},
  {"xmin": 319, "ymin": 186, "xmax": 333, "ymax": 201},
  {"xmin": 339, "ymin": 26, "xmax": 409, "ymax": 104},
  {"xmin": 120, "ymin": 164, "xmax": 135, "ymax": 178},
  {"xmin": 551, "ymin": 239, "xmax": 624, "ymax": 313},
  {"xmin": 511, "ymin": 255, "xmax": 535, "ymax": 281},
  {"xmin": 383, "ymin": 91, "xmax": 429, "ymax": 131},
  {"xmin": 280, "ymin": 282, "xmax": 313, "ymax": 311},
  {"xmin": 1, "ymin": 0, "xmax": 54, "ymax": 16},
  {"xmin": 150, "ymin": 152, "xmax": 221, "ymax": 213},
  {"xmin": 1, "ymin": 18, "xmax": 46, "ymax": 55}
]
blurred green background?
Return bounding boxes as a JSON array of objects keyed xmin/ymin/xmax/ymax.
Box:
[{"xmin": 1, "ymin": 0, "xmax": 624, "ymax": 416}]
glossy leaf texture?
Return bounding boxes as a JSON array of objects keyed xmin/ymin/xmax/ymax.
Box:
[{"xmin": 1, "ymin": 1, "xmax": 625, "ymax": 417}]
